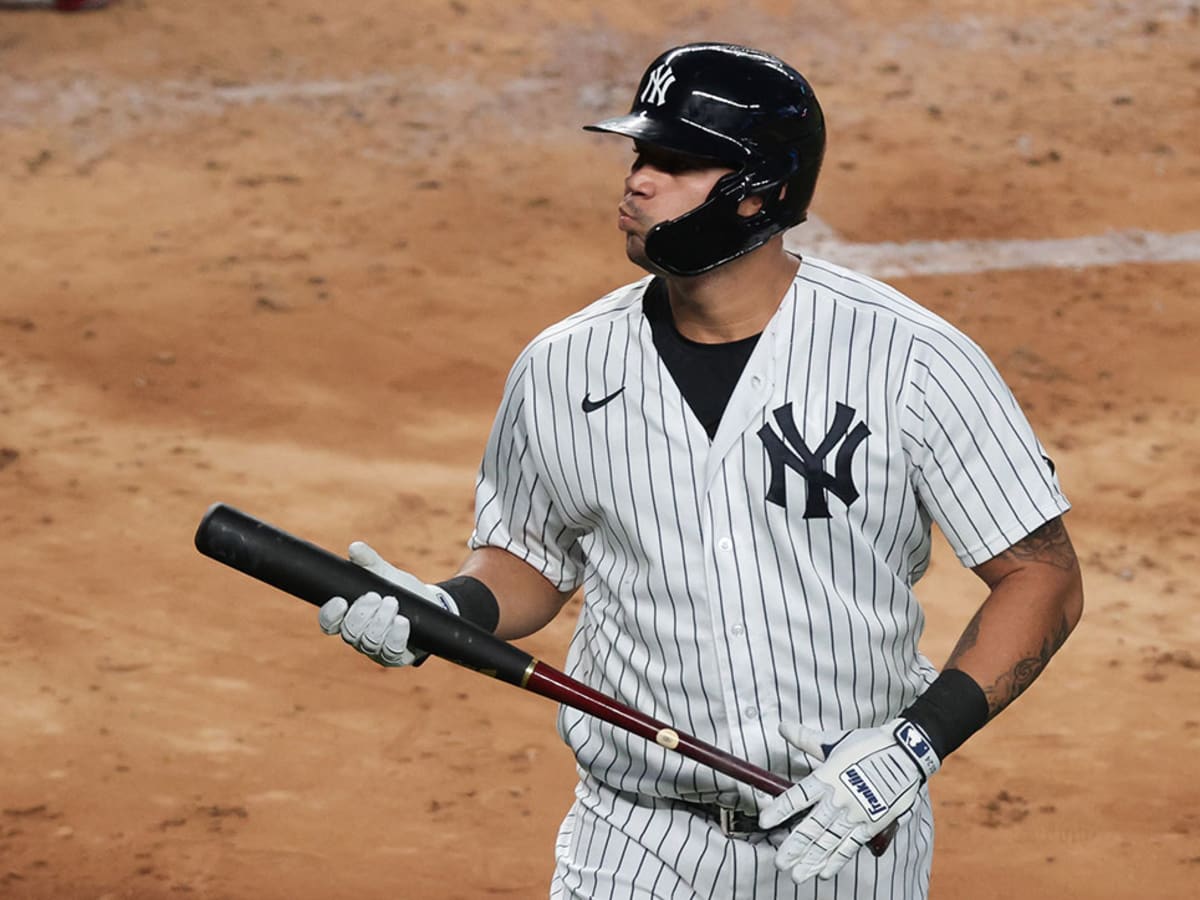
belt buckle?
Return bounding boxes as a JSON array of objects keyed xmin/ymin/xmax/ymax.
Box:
[{"xmin": 717, "ymin": 806, "xmax": 755, "ymax": 838}]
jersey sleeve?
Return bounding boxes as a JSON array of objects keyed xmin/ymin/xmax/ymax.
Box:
[
  {"xmin": 905, "ymin": 330, "xmax": 1071, "ymax": 567},
  {"xmin": 468, "ymin": 352, "xmax": 587, "ymax": 593}
]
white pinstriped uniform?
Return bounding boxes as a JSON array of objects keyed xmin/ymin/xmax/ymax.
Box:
[{"xmin": 469, "ymin": 256, "xmax": 1070, "ymax": 899}]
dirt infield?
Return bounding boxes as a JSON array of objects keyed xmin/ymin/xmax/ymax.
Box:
[{"xmin": 2, "ymin": 2, "xmax": 1197, "ymax": 897}]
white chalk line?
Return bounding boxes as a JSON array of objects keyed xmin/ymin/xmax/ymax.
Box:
[{"xmin": 786, "ymin": 219, "xmax": 1200, "ymax": 278}]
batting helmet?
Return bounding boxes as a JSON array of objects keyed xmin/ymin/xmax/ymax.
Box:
[{"xmin": 585, "ymin": 43, "xmax": 825, "ymax": 276}]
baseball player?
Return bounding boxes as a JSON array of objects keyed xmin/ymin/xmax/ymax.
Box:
[{"xmin": 320, "ymin": 43, "xmax": 1083, "ymax": 898}]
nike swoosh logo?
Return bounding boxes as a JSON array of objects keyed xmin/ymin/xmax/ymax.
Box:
[{"xmin": 581, "ymin": 387, "xmax": 625, "ymax": 413}]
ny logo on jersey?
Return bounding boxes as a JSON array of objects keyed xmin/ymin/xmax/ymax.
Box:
[
  {"xmin": 640, "ymin": 63, "xmax": 676, "ymax": 106},
  {"xmin": 757, "ymin": 402, "xmax": 871, "ymax": 518}
]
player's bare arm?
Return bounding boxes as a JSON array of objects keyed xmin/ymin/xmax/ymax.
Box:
[
  {"xmin": 948, "ymin": 516, "xmax": 1085, "ymax": 718},
  {"xmin": 452, "ymin": 546, "xmax": 574, "ymax": 640}
]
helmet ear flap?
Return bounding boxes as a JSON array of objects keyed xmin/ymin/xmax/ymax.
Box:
[
  {"xmin": 758, "ymin": 176, "xmax": 803, "ymax": 226},
  {"xmin": 644, "ymin": 169, "xmax": 788, "ymax": 277},
  {"xmin": 706, "ymin": 151, "xmax": 801, "ymax": 233}
]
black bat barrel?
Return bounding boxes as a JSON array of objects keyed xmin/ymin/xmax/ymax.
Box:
[{"xmin": 194, "ymin": 503, "xmax": 535, "ymax": 685}]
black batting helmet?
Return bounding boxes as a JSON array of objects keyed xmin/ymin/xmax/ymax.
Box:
[{"xmin": 585, "ymin": 43, "xmax": 825, "ymax": 276}]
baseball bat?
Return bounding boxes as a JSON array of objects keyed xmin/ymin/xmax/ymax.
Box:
[{"xmin": 194, "ymin": 502, "xmax": 895, "ymax": 855}]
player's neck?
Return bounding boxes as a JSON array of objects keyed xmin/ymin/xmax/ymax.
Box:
[{"xmin": 664, "ymin": 242, "xmax": 800, "ymax": 344}]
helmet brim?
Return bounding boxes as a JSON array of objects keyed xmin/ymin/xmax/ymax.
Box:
[{"xmin": 583, "ymin": 113, "xmax": 748, "ymax": 166}]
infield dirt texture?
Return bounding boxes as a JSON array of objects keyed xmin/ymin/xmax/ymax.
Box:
[{"xmin": 2, "ymin": 2, "xmax": 1198, "ymax": 898}]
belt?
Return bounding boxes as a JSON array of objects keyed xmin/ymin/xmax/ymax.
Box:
[{"xmin": 679, "ymin": 800, "xmax": 769, "ymax": 838}]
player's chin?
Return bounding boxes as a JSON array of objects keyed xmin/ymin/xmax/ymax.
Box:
[{"xmin": 625, "ymin": 236, "xmax": 660, "ymax": 274}]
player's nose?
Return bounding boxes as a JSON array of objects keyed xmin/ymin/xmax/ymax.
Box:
[{"xmin": 624, "ymin": 167, "xmax": 657, "ymax": 198}]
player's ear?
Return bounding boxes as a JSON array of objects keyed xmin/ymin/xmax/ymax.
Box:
[
  {"xmin": 737, "ymin": 194, "xmax": 766, "ymax": 217},
  {"xmin": 738, "ymin": 183, "xmax": 787, "ymax": 218}
]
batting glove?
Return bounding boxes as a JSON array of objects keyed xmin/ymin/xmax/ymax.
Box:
[
  {"xmin": 759, "ymin": 718, "xmax": 940, "ymax": 884},
  {"xmin": 318, "ymin": 541, "xmax": 459, "ymax": 667}
]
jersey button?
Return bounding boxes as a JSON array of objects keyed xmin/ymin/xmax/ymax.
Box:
[
  {"xmin": 750, "ymin": 375, "xmax": 764, "ymax": 390},
  {"xmin": 743, "ymin": 707, "xmax": 759, "ymax": 720},
  {"xmin": 717, "ymin": 537, "xmax": 732, "ymax": 552},
  {"xmin": 731, "ymin": 623, "xmax": 745, "ymax": 637}
]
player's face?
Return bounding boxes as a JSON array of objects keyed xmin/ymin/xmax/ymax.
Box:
[{"xmin": 619, "ymin": 143, "xmax": 733, "ymax": 273}]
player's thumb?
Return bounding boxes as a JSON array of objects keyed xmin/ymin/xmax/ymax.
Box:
[
  {"xmin": 348, "ymin": 541, "xmax": 429, "ymax": 595},
  {"xmin": 778, "ymin": 721, "xmax": 843, "ymax": 762},
  {"xmin": 348, "ymin": 540, "xmax": 387, "ymax": 570},
  {"xmin": 348, "ymin": 540, "xmax": 405, "ymax": 582}
]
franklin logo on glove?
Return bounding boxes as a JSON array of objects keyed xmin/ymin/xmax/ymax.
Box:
[{"xmin": 840, "ymin": 768, "xmax": 888, "ymax": 819}]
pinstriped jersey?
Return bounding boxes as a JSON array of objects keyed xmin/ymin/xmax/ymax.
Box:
[{"xmin": 469, "ymin": 256, "xmax": 1069, "ymax": 812}]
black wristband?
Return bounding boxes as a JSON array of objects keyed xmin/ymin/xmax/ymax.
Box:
[
  {"xmin": 435, "ymin": 575, "xmax": 501, "ymax": 634},
  {"xmin": 900, "ymin": 668, "xmax": 989, "ymax": 761}
]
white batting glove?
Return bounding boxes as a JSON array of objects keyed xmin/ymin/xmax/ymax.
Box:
[
  {"xmin": 759, "ymin": 718, "xmax": 940, "ymax": 884},
  {"xmin": 318, "ymin": 541, "xmax": 459, "ymax": 667}
]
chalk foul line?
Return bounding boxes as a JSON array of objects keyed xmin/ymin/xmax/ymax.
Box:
[{"xmin": 786, "ymin": 220, "xmax": 1200, "ymax": 277}]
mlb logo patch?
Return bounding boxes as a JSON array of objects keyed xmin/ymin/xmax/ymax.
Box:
[
  {"xmin": 896, "ymin": 722, "xmax": 931, "ymax": 756},
  {"xmin": 895, "ymin": 721, "xmax": 939, "ymax": 777}
]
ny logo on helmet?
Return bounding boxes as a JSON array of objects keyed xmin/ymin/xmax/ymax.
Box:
[
  {"xmin": 640, "ymin": 63, "xmax": 676, "ymax": 106},
  {"xmin": 757, "ymin": 402, "xmax": 870, "ymax": 518}
]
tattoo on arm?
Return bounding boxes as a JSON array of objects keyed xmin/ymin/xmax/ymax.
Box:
[
  {"xmin": 946, "ymin": 604, "xmax": 984, "ymax": 664},
  {"xmin": 949, "ymin": 517, "xmax": 1080, "ymax": 718},
  {"xmin": 980, "ymin": 613, "xmax": 1072, "ymax": 718},
  {"xmin": 993, "ymin": 517, "xmax": 1077, "ymax": 571}
]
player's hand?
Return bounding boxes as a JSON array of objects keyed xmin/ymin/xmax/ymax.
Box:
[
  {"xmin": 759, "ymin": 718, "xmax": 941, "ymax": 884},
  {"xmin": 318, "ymin": 541, "xmax": 459, "ymax": 667}
]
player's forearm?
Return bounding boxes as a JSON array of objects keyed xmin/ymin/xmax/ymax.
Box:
[
  {"xmin": 453, "ymin": 546, "xmax": 574, "ymax": 640},
  {"xmin": 945, "ymin": 566, "xmax": 1083, "ymax": 719},
  {"xmin": 901, "ymin": 518, "xmax": 1083, "ymax": 758},
  {"xmin": 949, "ymin": 518, "xmax": 1084, "ymax": 719}
]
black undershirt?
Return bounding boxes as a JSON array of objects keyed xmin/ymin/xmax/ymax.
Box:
[{"xmin": 643, "ymin": 277, "xmax": 761, "ymax": 440}]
